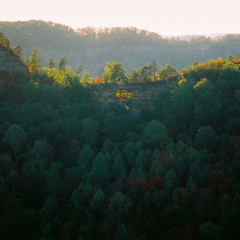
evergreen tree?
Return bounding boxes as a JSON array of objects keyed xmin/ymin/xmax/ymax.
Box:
[
  {"xmin": 28, "ymin": 49, "xmax": 41, "ymax": 73},
  {"xmin": 112, "ymin": 154, "xmax": 126, "ymax": 179},
  {"xmin": 3, "ymin": 124, "xmax": 26, "ymax": 168},
  {"xmin": 81, "ymin": 117, "xmax": 99, "ymax": 145},
  {"xmin": 46, "ymin": 164, "xmax": 63, "ymax": 196},
  {"xmin": 135, "ymin": 150, "xmax": 147, "ymax": 170},
  {"xmin": 90, "ymin": 189, "xmax": 106, "ymax": 212},
  {"xmin": 13, "ymin": 45, "xmax": 23, "ymax": 59},
  {"xmin": 30, "ymin": 139, "xmax": 52, "ymax": 162},
  {"xmin": 78, "ymin": 144, "xmax": 94, "ymax": 170},
  {"xmin": 48, "ymin": 58, "xmax": 56, "ymax": 69},
  {"xmin": 108, "ymin": 192, "xmax": 132, "ymax": 225},
  {"xmin": 122, "ymin": 142, "xmax": 135, "ymax": 169},
  {"xmin": 90, "ymin": 153, "xmax": 110, "ymax": 185}
]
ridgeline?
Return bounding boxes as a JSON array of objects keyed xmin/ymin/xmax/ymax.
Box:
[{"xmin": 1, "ymin": 20, "xmax": 240, "ymax": 76}]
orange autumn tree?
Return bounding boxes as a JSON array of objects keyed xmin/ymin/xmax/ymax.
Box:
[
  {"xmin": 95, "ymin": 76, "xmax": 102, "ymax": 83},
  {"xmin": 216, "ymin": 57, "xmax": 224, "ymax": 69},
  {"xmin": 233, "ymin": 58, "xmax": 240, "ymax": 64}
]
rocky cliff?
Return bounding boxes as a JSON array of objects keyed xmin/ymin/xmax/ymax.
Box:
[
  {"xmin": 91, "ymin": 81, "xmax": 172, "ymax": 115},
  {"xmin": 0, "ymin": 44, "xmax": 172, "ymax": 113},
  {"xmin": 0, "ymin": 45, "xmax": 28, "ymax": 73}
]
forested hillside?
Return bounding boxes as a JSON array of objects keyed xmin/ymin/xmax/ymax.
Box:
[
  {"xmin": 0, "ymin": 36, "xmax": 240, "ymax": 240},
  {"xmin": 1, "ymin": 20, "xmax": 240, "ymax": 76}
]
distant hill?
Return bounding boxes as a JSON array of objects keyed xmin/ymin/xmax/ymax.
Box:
[
  {"xmin": 166, "ymin": 33, "xmax": 225, "ymax": 41},
  {"xmin": 1, "ymin": 20, "xmax": 240, "ymax": 76}
]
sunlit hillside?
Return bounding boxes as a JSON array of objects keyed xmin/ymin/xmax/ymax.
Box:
[{"xmin": 1, "ymin": 20, "xmax": 240, "ymax": 76}]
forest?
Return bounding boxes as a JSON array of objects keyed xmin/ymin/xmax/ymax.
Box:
[
  {"xmin": 0, "ymin": 31, "xmax": 240, "ymax": 240},
  {"xmin": 1, "ymin": 20, "xmax": 240, "ymax": 76}
]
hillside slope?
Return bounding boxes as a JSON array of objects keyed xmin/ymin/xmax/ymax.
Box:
[
  {"xmin": 0, "ymin": 45, "xmax": 27, "ymax": 73},
  {"xmin": 1, "ymin": 20, "xmax": 240, "ymax": 76}
]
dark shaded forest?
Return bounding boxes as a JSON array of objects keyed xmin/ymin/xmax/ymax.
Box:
[
  {"xmin": 1, "ymin": 30, "xmax": 240, "ymax": 240},
  {"xmin": 1, "ymin": 20, "xmax": 240, "ymax": 76}
]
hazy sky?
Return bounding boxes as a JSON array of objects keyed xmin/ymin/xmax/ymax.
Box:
[{"xmin": 1, "ymin": 0, "xmax": 239, "ymax": 36}]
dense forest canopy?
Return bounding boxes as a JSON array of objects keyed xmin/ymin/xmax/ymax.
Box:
[
  {"xmin": 1, "ymin": 35, "xmax": 240, "ymax": 239},
  {"xmin": 1, "ymin": 20, "xmax": 240, "ymax": 76}
]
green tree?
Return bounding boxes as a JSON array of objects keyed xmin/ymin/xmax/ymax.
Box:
[
  {"xmin": 140, "ymin": 63, "xmax": 155, "ymax": 82},
  {"xmin": 173, "ymin": 156, "xmax": 186, "ymax": 179},
  {"xmin": 111, "ymin": 146, "xmax": 121, "ymax": 165},
  {"xmin": 164, "ymin": 168, "xmax": 179, "ymax": 193},
  {"xmin": 102, "ymin": 61, "xmax": 127, "ymax": 83},
  {"xmin": 122, "ymin": 142, "xmax": 135, "ymax": 169},
  {"xmin": 90, "ymin": 189, "xmax": 106, "ymax": 212},
  {"xmin": 194, "ymin": 126, "xmax": 218, "ymax": 151},
  {"xmin": 28, "ymin": 49, "xmax": 41, "ymax": 73},
  {"xmin": 76, "ymin": 65, "xmax": 83, "ymax": 75},
  {"xmin": 48, "ymin": 58, "xmax": 56, "ymax": 69},
  {"xmin": 30, "ymin": 139, "xmax": 52, "ymax": 162},
  {"xmin": 46, "ymin": 163, "xmax": 63, "ymax": 196},
  {"xmin": 189, "ymin": 160, "xmax": 201, "ymax": 184},
  {"xmin": 58, "ymin": 57, "xmax": 67, "ymax": 71},
  {"xmin": 112, "ymin": 154, "xmax": 126, "ymax": 179},
  {"xmin": 101, "ymin": 139, "xmax": 114, "ymax": 153},
  {"xmin": 152, "ymin": 190, "xmax": 165, "ymax": 212},
  {"xmin": 103, "ymin": 111, "xmax": 133, "ymax": 142},
  {"xmin": 41, "ymin": 197, "xmax": 57, "ymax": 221},
  {"xmin": 0, "ymin": 32, "xmax": 10, "ymax": 48},
  {"xmin": 90, "ymin": 163, "xmax": 110, "ymax": 186},
  {"xmin": 108, "ymin": 192, "xmax": 132, "ymax": 225},
  {"xmin": 21, "ymin": 160, "xmax": 43, "ymax": 207},
  {"xmin": 143, "ymin": 120, "xmax": 170, "ymax": 148},
  {"xmin": 168, "ymin": 79, "xmax": 194, "ymax": 134},
  {"xmin": 82, "ymin": 117, "xmax": 99, "ymax": 145},
  {"xmin": 77, "ymin": 180, "xmax": 93, "ymax": 204},
  {"xmin": 80, "ymin": 71, "xmax": 94, "ymax": 84},
  {"xmin": 128, "ymin": 69, "xmax": 141, "ymax": 83},
  {"xmin": 58, "ymin": 57, "xmax": 68, "ymax": 80},
  {"xmin": 158, "ymin": 64, "xmax": 178, "ymax": 81},
  {"xmin": 90, "ymin": 153, "xmax": 110, "ymax": 185},
  {"xmin": 78, "ymin": 144, "xmax": 94, "ymax": 170},
  {"xmin": 135, "ymin": 150, "xmax": 147, "ymax": 170},
  {"xmin": 3, "ymin": 124, "xmax": 26, "ymax": 168},
  {"xmin": 13, "ymin": 45, "xmax": 23, "ymax": 59},
  {"xmin": 151, "ymin": 60, "xmax": 158, "ymax": 81},
  {"xmin": 154, "ymin": 161, "xmax": 166, "ymax": 177},
  {"xmin": 129, "ymin": 167, "xmax": 147, "ymax": 179},
  {"xmin": 65, "ymin": 166, "xmax": 82, "ymax": 188},
  {"xmin": 193, "ymin": 78, "xmax": 223, "ymax": 132},
  {"xmin": 70, "ymin": 188, "xmax": 81, "ymax": 209}
]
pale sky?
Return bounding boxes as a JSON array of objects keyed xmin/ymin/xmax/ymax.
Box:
[{"xmin": 0, "ymin": 0, "xmax": 239, "ymax": 36}]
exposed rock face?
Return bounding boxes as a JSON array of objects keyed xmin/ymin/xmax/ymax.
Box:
[
  {"xmin": 0, "ymin": 44, "xmax": 171, "ymax": 113},
  {"xmin": 0, "ymin": 45, "xmax": 28, "ymax": 73},
  {"xmin": 91, "ymin": 81, "xmax": 172, "ymax": 115}
]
